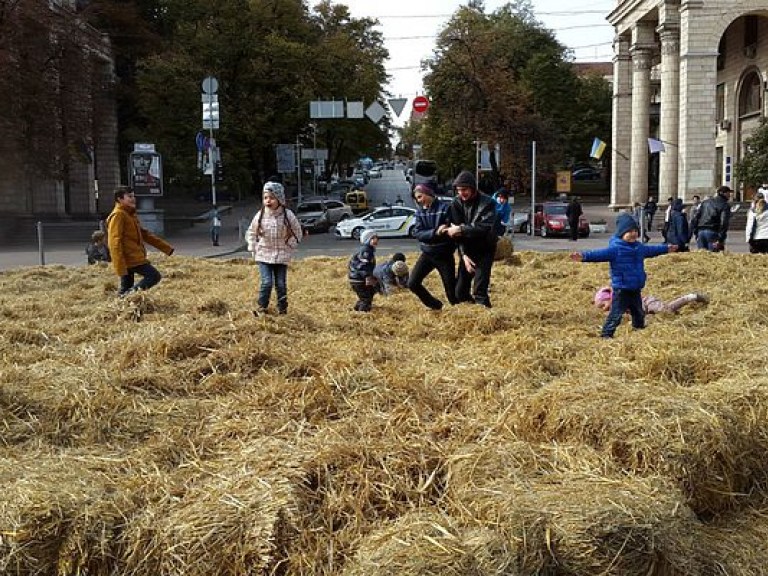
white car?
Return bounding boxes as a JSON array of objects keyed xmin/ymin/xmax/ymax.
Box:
[
  {"xmin": 369, "ymin": 166, "xmax": 382, "ymax": 178},
  {"xmin": 335, "ymin": 206, "xmax": 418, "ymax": 240}
]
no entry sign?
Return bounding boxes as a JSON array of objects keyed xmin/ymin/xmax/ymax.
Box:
[{"xmin": 412, "ymin": 95, "xmax": 430, "ymax": 113}]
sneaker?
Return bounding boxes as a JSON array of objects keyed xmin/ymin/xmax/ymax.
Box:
[
  {"xmin": 252, "ymin": 308, "xmax": 268, "ymax": 318},
  {"xmin": 695, "ymin": 293, "xmax": 710, "ymax": 304}
]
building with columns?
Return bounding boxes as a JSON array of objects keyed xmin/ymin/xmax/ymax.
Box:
[{"xmin": 608, "ymin": 0, "xmax": 768, "ymax": 207}]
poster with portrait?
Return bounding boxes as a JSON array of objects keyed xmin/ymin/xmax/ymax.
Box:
[{"xmin": 128, "ymin": 151, "xmax": 163, "ymax": 196}]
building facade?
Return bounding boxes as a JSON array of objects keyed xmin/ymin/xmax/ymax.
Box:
[
  {"xmin": 0, "ymin": 0, "xmax": 119, "ymax": 222},
  {"xmin": 609, "ymin": 0, "xmax": 768, "ymax": 207}
]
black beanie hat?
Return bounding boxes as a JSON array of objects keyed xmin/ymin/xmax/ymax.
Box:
[{"xmin": 453, "ymin": 170, "xmax": 477, "ymax": 190}]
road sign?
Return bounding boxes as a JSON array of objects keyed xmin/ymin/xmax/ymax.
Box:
[
  {"xmin": 202, "ymin": 76, "xmax": 218, "ymax": 94},
  {"xmin": 412, "ymin": 95, "xmax": 429, "ymax": 113},
  {"xmin": 365, "ymin": 101, "xmax": 386, "ymax": 124},
  {"xmin": 388, "ymin": 98, "xmax": 407, "ymax": 117}
]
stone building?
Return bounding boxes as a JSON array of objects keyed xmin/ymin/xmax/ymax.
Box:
[
  {"xmin": 0, "ymin": 0, "xmax": 119, "ymax": 227},
  {"xmin": 608, "ymin": 0, "xmax": 768, "ymax": 207}
]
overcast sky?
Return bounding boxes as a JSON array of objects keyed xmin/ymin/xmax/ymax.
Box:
[{"xmin": 339, "ymin": 0, "xmax": 615, "ymax": 112}]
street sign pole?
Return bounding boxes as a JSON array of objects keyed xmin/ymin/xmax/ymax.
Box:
[
  {"xmin": 530, "ymin": 141, "xmax": 537, "ymax": 236},
  {"xmin": 296, "ymin": 136, "xmax": 302, "ymax": 205},
  {"xmin": 202, "ymin": 77, "xmax": 219, "ymax": 207}
]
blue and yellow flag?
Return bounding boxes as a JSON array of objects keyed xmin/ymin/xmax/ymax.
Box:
[{"xmin": 590, "ymin": 137, "xmax": 607, "ymax": 160}]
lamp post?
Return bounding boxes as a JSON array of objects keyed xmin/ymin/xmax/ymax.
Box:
[{"xmin": 311, "ymin": 122, "xmax": 318, "ymax": 197}]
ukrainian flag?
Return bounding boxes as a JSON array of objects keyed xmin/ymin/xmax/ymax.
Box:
[{"xmin": 590, "ymin": 137, "xmax": 607, "ymax": 160}]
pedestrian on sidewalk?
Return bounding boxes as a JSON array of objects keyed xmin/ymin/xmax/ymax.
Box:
[
  {"xmin": 106, "ymin": 186, "xmax": 174, "ymax": 296},
  {"xmin": 566, "ymin": 196, "xmax": 583, "ymax": 241},
  {"xmin": 210, "ymin": 205, "xmax": 222, "ymax": 246},
  {"xmin": 746, "ymin": 191, "xmax": 768, "ymax": 253},
  {"xmin": 246, "ymin": 182, "xmax": 302, "ymax": 315},
  {"xmin": 691, "ymin": 186, "xmax": 732, "ymax": 252}
]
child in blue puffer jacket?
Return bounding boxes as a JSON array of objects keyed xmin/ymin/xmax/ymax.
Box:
[{"xmin": 570, "ymin": 213, "xmax": 678, "ymax": 338}]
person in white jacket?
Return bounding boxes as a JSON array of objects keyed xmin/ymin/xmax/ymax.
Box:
[{"xmin": 746, "ymin": 191, "xmax": 768, "ymax": 254}]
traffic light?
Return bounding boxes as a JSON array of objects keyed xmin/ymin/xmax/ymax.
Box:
[{"xmin": 214, "ymin": 160, "xmax": 224, "ymax": 183}]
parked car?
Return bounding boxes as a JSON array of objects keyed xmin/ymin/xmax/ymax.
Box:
[
  {"xmin": 335, "ymin": 206, "xmax": 418, "ymax": 240},
  {"xmin": 295, "ymin": 198, "xmax": 353, "ymax": 233},
  {"xmin": 369, "ymin": 166, "xmax": 382, "ymax": 178},
  {"xmin": 533, "ymin": 202, "xmax": 590, "ymax": 238},
  {"xmin": 507, "ymin": 210, "xmax": 530, "ymax": 233},
  {"xmin": 572, "ymin": 167, "xmax": 602, "ymax": 181}
]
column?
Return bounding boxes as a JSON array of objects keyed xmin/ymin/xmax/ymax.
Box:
[
  {"xmin": 658, "ymin": 25, "xmax": 680, "ymax": 200},
  {"xmin": 630, "ymin": 47, "xmax": 653, "ymax": 206},
  {"xmin": 678, "ymin": 0, "xmax": 718, "ymax": 200},
  {"xmin": 611, "ymin": 35, "xmax": 632, "ymax": 208}
]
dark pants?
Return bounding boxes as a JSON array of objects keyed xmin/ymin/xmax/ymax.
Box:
[
  {"xmin": 350, "ymin": 282, "xmax": 376, "ymax": 312},
  {"xmin": 750, "ymin": 239, "xmax": 768, "ymax": 254},
  {"xmin": 408, "ymin": 251, "xmax": 457, "ymax": 310},
  {"xmin": 120, "ymin": 263, "xmax": 162, "ymax": 294},
  {"xmin": 601, "ymin": 288, "xmax": 644, "ymax": 338},
  {"xmin": 568, "ymin": 219, "xmax": 579, "ymax": 241},
  {"xmin": 258, "ymin": 262, "xmax": 288, "ymax": 312},
  {"xmin": 456, "ymin": 248, "xmax": 495, "ymax": 308},
  {"xmin": 211, "ymin": 226, "xmax": 221, "ymax": 245}
]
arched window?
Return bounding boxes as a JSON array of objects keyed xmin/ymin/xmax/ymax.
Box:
[{"xmin": 739, "ymin": 71, "xmax": 762, "ymax": 117}]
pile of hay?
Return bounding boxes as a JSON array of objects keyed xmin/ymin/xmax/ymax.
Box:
[{"xmin": 2, "ymin": 250, "xmax": 768, "ymax": 575}]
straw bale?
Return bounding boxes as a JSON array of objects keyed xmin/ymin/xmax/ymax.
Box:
[
  {"xmin": 494, "ymin": 236, "xmax": 514, "ymax": 261},
  {"xmin": 511, "ymin": 378, "xmax": 768, "ymax": 516},
  {"xmin": 444, "ymin": 441, "xmax": 703, "ymax": 575},
  {"xmin": 342, "ymin": 511, "xmax": 516, "ymax": 576},
  {"xmin": 3, "ymin": 251, "xmax": 768, "ymax": 574}
]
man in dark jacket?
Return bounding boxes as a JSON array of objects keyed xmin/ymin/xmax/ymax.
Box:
[
  {"xmin": 690, "ymin": 186, "xmax": 732, "ymax": 251},
  {"xmin": 565, "ymin": 196, "xmax": 583, "ymax": 241},
  {"xmin": 408, "ymin": 182, "xmax": 457, "ymax": 310},
  {"xmin": 444, "ymin": 170, "xmax": 497, "ymax": 307}
]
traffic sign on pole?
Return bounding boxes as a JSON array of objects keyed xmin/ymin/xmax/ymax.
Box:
[{"xmin": 412, "ymin": 95, "xmax": 430, "ymax": 114}]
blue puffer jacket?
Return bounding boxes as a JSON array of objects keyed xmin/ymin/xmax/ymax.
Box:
[{"xmin": 581, "ymin": 238, "xmax": 669, "ymax": 290}]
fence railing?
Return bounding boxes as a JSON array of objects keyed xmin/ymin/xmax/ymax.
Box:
[{"xmin": 35, "ymin": 220, "xmax": 104, "ymax": 266}]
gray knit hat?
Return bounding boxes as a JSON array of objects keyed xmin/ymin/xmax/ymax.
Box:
[
  {"xmin": 360, "ymin": 229, "xmax": 378, "ymax": 245},
  {"xmin": 263, "ymin": 181, "xmax": 286, "ymax": 205},
  {"xmin": 453, "ymin": 170, "xmax": 477, "ymax": 190}
]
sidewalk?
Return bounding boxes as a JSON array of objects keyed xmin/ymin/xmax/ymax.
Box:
[{"xmin": 0, "ymin": 202, "xmax": 750, "ymax": 272}]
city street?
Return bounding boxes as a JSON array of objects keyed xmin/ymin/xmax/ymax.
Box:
[{"xmin": 0, "ymin": 168, "xmax": 751, "ymax": 271}]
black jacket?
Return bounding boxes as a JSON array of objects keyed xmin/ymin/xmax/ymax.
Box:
[
  {"xmin": 691, "ymin": 193, "xmax": 731, "ymax": 242},
  {"xmin": 666, "ymin": 199, "xmax": 691, "ymax": 247},
  {"xmin": 565, "ymin": 200, "xmax": 583, "ymax": 224},
  {"xmin": 450, "ymin": 192, "xmax": 498, "ymax": 256},
  {"xmin": 413, "ymin": 199, "xmax": 455, "ymax": 256}
]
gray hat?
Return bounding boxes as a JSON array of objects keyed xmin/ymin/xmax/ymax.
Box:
[
  {"xmin": 360, "ymin": 229, "xmax": 378, "ymax": 245},
  {"xmin": 263, "ymin": 181, "xmax": 286, "ymax": 205},
  {"xmin": 453, "ymin": 170, "xmax": 477, "ymax": 190}
]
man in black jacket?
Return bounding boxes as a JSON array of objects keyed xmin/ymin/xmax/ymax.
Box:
[
  {"xmin": 444, "ymin": 170, "xmax": 498, "ymax": 307},
  {"xmin": 690, "ymin": 186, "xmax": 732, "ymax": 252}
]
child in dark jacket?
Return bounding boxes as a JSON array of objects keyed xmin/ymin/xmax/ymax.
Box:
[
  {"xmin": 666, "ymin": 198, "xmax": 691, "ymax": 251},
  {"xmin": 571, "ymin": 213, "xmax": 678, "ymax": 338},
  {"xmin": 348, "ymin": 229, "xmax": 379, "ymax": 312}
]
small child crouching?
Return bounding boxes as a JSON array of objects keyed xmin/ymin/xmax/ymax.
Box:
[
  {"xmin": 373, "ymin": 252, "xmax": 409, "ymax": 296},
  {"xmin": 348, "ymin": 230, "xmax": 379, "ymax": 312}
]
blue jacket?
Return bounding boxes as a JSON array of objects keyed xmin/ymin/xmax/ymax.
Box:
[
  {"xmin": 581, "ymin": 237, "xmax": 669, "ymax": 290},
  {"xmin": 413, "ymin": 199, "xmax": 455, "ymax": 256}
]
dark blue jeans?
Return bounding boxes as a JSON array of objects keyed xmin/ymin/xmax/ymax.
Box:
[
  {"xmin": 696, "ymin": 229, "xmax": 721, "ymax": 251},
  {"xmin": 258, "ymin": 262, "xmax": 288, "ymax": 311},
  {"xmin": 408, "ymin": 251, "xmax": 457, "ymax": 310},
  {"xmin": 602, "ymin": 288, "xmax": 644, "ymax": 338},
  {"xmin": 120, "ymin": 263, "xmax": 162, "ymax": 294}
]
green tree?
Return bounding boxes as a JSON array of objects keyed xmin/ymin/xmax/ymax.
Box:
[
  {"xmin": 420, "ymin": 0, "xmax": 610, "ymax": 193},
  {"xmin": 735, "ymin": 117, "xmax": 768, "ymax": 188}
]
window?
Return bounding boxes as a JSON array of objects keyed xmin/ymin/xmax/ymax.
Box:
[
  {"xmin": 297, "ymin": 202, "xmax": 323, "ymax": 213},
  {"xmin": 745, "ymin": 15, "xmax": 758, "ymax": 49},
  {"xmin": 326, "ymin": 201, "xmax": 342, "ymax": 209},
  {"xmin": 716, "ymin": 83, "xmax": 725, "ymax": 122},
  {"xmin": 738, "ymin": 72, "xmax": 762, "ymax": 117}
]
